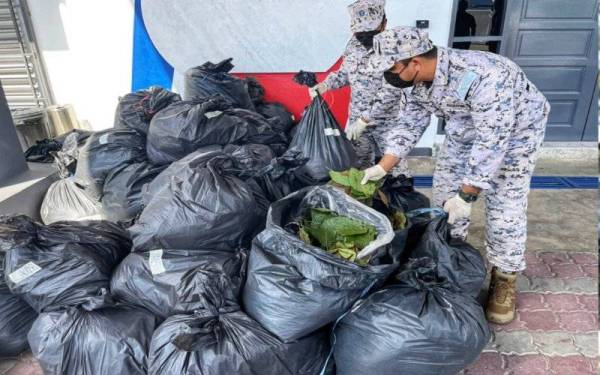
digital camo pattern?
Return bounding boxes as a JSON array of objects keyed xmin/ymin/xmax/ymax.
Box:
[
  {"xmin": 385, "ymin": 46, "xmax": 550, "ymax": 272},
  {"xmin": 371, "ymin": 26, "xmax": 434, "ymax": 72},
  {"xmin": 348, "ymin": 0, "xmax": 386, "ymax": 33},
  {"xmin": 324, "ymin": 36, "xmax": 409, "ymax": 176}
]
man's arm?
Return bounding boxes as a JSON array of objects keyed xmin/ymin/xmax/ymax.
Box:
[
  {"xmin": 322, "ymin": 56, "xmax": 351, "ymax": 91},
  {"xmin": 379, "ymin": 96, "xmax": 432, "ymax": 168}
]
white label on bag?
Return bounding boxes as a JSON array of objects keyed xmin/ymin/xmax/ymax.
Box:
[
  {"xmin": 205, "ymin": 110, "xmax": 223, "ymax": 119},
  {"xmin": 324, "ymin": 128, "xmax": 341, "ymax": 136},
  {"xmin": 148, "ymin": 249, "xmax": 166, "ymax": 275},
  {"xmin": 8, "ymin": 261, "xmax": 41, "ymax": 284},
  {"xmin": 98, "ymin": 134, "xmax": 110, "ymax": 145}
]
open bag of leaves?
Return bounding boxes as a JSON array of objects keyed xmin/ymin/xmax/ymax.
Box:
[
  {"xmin": 328, "ymin": 168, "xmax": 432, "ymax": 258},
  {"xmin": 243, "ymin": 185, "xmax": 399, "ymax": 342}
]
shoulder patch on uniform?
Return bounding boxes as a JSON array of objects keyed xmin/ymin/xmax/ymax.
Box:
[{"xmin": 457, "ymin": 71, "xmax": 479, "ymax": 100}]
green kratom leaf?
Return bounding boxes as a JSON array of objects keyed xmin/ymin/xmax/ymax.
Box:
[{"xmin": 300, "ymin": 207, "xmax": 376, "ymax": 266}]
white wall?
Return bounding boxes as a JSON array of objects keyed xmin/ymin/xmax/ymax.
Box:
[
  {"xmin": 25, "ymin": 0, "xmax": 455, "ymax": 145},
  {"xmin": 387, "ymin": 0, "xmax": 455, "ymax": 149},
  {"xmin": 27, "ymin": 0, "xmax": 134, "ymax": 131}
]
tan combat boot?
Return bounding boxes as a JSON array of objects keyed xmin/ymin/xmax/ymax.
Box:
[{"xmin": 486, "ymin": 267, "xmax": 518, "ymax": 324}]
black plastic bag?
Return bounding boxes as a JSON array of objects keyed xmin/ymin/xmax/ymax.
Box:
[
  {"xmin": 378, "ymin": 175, "xmax": 430, "ymax": 213},
  {"xmin": 332, "ymin": 258, "xmax": 490, "ymax": 375},
  {"xmin": 102, "ymin": 161, "xmax": 166, "ymax": 223},
  {"xmin": 293, "ymin": 70, "xmax": 318, "ymax": 87},
  {"xmin": 223, "ymin": 143, "xmax": 274, "ymax": 172},
  {"xmin": 256, "ymin": 102, "xmax": 295, "ymax": 134},
  {"xmin": 184, "ymin": 58, "xmax": 255, "ymax": 111},
  {"xmin": 243, "ymin": 185, "xmax": 397, "ymax": 342},
  {"xmin": 24, "ymin": 139, "xmax": 62, "ymax": 163},
  {"xmin": 409, "ymin": 215, "xmax": 487, "ymax": 297},
  {"xmin": 146, "ymin": 96, "xmax": 285, "ymax": 165},
  {"xmin": 148, "ymin": 270, "xmax": 329, "ymax": 375},
  {"xmin": 146, "ymin": 96, "xmax": 238, "ymax": 165},
  {"xmin": 227, "ymin": 107, "xmax": 288, "ymax": 147},
  {"xmin": 0, "ymin": 252, "xmax": 37, "ymax": 358},
  {"xmin": 245, "ymin": 76, "xmax": 264, "ymax": 105},
  {"xmin": 0, "ymin": 215, "xmax": 131, "ymax": 312},
  {"xmin": 111, "ymin": 248, "xmax": 246, "ymax": 319},
  {"xmin": 250, "ymin": 148, "xmax": 308, "ymax": 202},
  {"xmin": 130, "ymin": 149, "xmax": 268, "ymax": 252},
  {"xmin": 28, "ymin": 304, "xmax": 157, "ymax": 375},
  {"xmin": 114, "ymin": 86, "xmax": 181, "ymax": 134},
  {"xmin": 75, "ymin": 129, "xmax": 146, "ymax": 199},
  {"xmin": 288, "ymin": 95, "xmax": 359, "ymax": 185}
]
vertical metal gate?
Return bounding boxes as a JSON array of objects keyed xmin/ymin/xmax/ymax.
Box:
[{"xmin": 0, "ymin": 0, "xmax": 51, "ymax": 109}]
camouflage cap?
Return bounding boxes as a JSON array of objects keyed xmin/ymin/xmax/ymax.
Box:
[
  {"xmin": 348, "ymin": 0, "xmax": 386, "ymax": 33},
  {"xmin": 371, "ymin": 26, "xmax": 435, "ymax": 72}
]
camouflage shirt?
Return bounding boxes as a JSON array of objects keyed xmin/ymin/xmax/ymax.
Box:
[
  {"xmin": 384, "ymin": 47, "xmax": 549, "ymax": 190},
  {"xmin": 324, "ymin": 37, "xmax": 405, "ymax": 126}
]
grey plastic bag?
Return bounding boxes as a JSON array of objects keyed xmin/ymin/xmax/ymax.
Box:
[
  {"xmin": 332, "ymin": 258, "xmax": 491, "ymax": 375},
  {"xmin": 75, "ymin": 129, "xmax": 146, "ymax": 200},
  {"xmin": 288, "ymin": 95, "xmax": 359, "ymax": 185},
  {"xmin": 0, "ymin": 215, "xmax": 131, "ymax": 312},
  {"xmin": 0, "ymin": 252, "xmax": 37, "ymax": 358},
  {"xmin": 148, "ymin": 270, "xmax": 329, "ymax": 375},
  {"xmin": 114, "ymin": 86, "xmax": 181, "ymax": 134},
  {"xmin": 410, "ymin": 215, "xmax": 487, "ymax": 297},
  {"xmin": 183, "ymin": 58, "xmax": 255, "ymax": 111},
  {"xmin": 110, "ymin": 248, "xmax": 246, "ymax": 319},
  {"xmin": 130, "ymin": 149, "xmax": 268, "ymax": 252},
  {"xmin": 28, "ymin": 305, "xmax": 157, "ymax": 375},
  {"xmin": 101, "ymin": 162, "xmax": 166, "ymax": 223},
  {"xmin": 243, "ymin": 185, "xmax": 397, "ymax": 342}
]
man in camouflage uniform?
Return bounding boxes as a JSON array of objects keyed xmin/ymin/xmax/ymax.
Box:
[
  {"xmin": 362, "ymin": 26, "xmax": 550, "ymax": 324},
  {"xmin": 308, "ymin": 0, "xmax": 410, "ymax": 176}
]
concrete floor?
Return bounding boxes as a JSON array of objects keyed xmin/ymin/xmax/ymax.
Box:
[
  {"xmin": 408, "ymin": 150, "xmax": 598, "ymax": 177},
  {"xmin": 409, "ymin": 153, "xmax": 598, "ymax": 254},
  {"xmin": 417, "ymin": 188, "xmax": 597, "ymax": 255}
]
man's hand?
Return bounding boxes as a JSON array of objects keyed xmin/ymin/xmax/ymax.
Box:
[
  {"xmin": 308, "ymin": 82, "xmax": 328, "ymax": 98},
  {"xmin": 346, "ymin": 117, "xmax": 370, "ymax": 141},
  {"xmin": 361, "ymin": 164, "xmax": 387, "ymax": 185},
  {"xmin": 443, "ymin": 194, "xmax": 472, "ymax": 224}
]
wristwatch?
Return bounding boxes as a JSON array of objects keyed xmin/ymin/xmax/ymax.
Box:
[{"xmin": 458, "ymin": 189, "xmax": 478, "ymax": 203}]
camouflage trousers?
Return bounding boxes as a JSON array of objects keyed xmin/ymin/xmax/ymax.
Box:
[
  {"xmin": 353, "ymin": 125, "xmax": 412, "ymax": 177},
  {"xmin": 432, "ymin": 111, "xmax": 549, "ymax": 272}
]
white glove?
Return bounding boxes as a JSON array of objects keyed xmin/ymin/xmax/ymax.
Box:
[
  {"xmin": 443, "ymin": 194, "xmax": 472, "ymax": 224},
  {"xmin": 346, "ymin": 118, "xmax": 370, "ymax": 141},
  {"xmin": 308, "ymin": 82, "xmax": 328, "ymax": 98},
  {"xmin": 361, "ymin": 164, "xmax": 387, "ymax": 185}
]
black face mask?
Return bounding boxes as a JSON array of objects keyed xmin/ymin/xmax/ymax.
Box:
[
  {"xmin": 355, "ymin": 30, "xmax": 381, "ymax": 49},
  {"xmin": 384, "ymin": 69, "xmax": 418, "ymax": 88}
]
